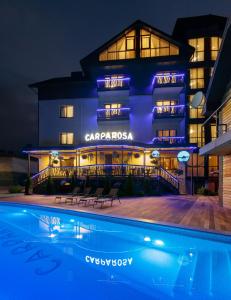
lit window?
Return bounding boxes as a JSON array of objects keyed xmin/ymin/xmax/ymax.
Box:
[
  {"xmin": 188, "ymin": 38, "xmax": 204, "ymax": 62},
  {"xmin": 189, "ymin": 95, "xmax": 204, "ymax": 119},
  {"xmin": 60, "ymin": 132, "xmax": 74, "ymax": 145},
  {"xmin": 156, "ymin": 100, "xmax": 176, "ymax": 114},
  {"xmin": 157, "ymin": 129, "xmax": 176, "ymax": 144},
  {"xmin": 189, "ymin": 68, "xmax": 204, "ymax": 89},
  {"xmin": 189, "ymin": 124, "xmax": 203, "ymax": 146},
  {"xmin": 99, "ymin": 30, "xmax": 135, "ymax": 61},
  {"xmin": 211, "ymin": 37, "xmax": 222, "ymax": 60},
  {"xmin": 187, "ymin": 153, "xmax": 205, "ymax": 177},
  {"xmin": 209, "ymin": 155, "xmax": 218, "ymax": 176},
  {"xmin": 60, "ymin": 105, "xmax": 74, "ymax": 118},
  {"xmin": 104, "ymin": 103, "xmax": 121, "ymax": 118},
  {"xmin": 140, "ymin": 29, "xmax": 179, "ymax": 58}
]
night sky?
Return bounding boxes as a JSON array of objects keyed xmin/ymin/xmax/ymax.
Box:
[{"xmin": 0, "ymin": 0, "xmax": 230, "ymax": 152}]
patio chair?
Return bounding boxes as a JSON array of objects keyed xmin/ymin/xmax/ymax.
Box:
[
  {"xmin": 93, "ymin": 188, "xmax": 120, "ymax": 208},
  {"xmin": 65, "ymin": 186, "xmax": 92, "ymax": 205},
  {"xmin": 79, "ymin": 187, "xmax": 104, "ymax": 206},
  {"xmin": 55, "ymin": 186, "xmax": 81, "ymax": 204}
]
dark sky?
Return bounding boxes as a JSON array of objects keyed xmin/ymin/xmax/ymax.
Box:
[{"xmin": 0, "ymin": 0, "xmax": 230, "ymax": 152}]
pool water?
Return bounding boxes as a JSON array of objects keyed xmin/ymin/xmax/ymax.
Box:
[{"xmin": 0, "ymin": 203, "xmax": 231, "ymax": 300}]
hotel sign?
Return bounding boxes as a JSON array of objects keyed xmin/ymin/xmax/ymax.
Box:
[{"xmin": 85, "ymin": 131, "xmax": 133, "ymax": 142}]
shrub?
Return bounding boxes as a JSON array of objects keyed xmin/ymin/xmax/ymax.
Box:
[
  {"xmin": 46, "ymin": 176, "xmax": 55, "ymax": 195},
  {"xmin": 9, "ymin": 185, "xmax": 23, "ymax": 193},
  {"xmin": 124, "ymin": 175, "xmax": 134, "ymax": 196},
  {"xmin": 24, "ymin": 176, "xmax": 32, "ymax": 195}
]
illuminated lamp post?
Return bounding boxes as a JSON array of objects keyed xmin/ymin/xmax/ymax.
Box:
[{"xmin": 177, "ymin": 150, "xmax": 193, "ymax": 195}]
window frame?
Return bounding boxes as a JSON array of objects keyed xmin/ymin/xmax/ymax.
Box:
[
  {"xmin": 59, "ymin": 132, "xmax": 74, "ymax": 145},
  {"xmin": 60, "ymin": 105, "xmax": 74, "ymax": 118}
]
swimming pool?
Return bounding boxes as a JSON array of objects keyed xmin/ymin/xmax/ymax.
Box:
[{"xmin": 0, "ymin": 203, "xmax": 230, "ymax": 300}]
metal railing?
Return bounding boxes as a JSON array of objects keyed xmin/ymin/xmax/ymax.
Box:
[
  {"xmin": 201, "ymin": 96, "xmax": 231, "ymax": 143},
  {"xmin": 31, "ymin": 164, "xmax": 179, "ymax": 190},
  {"xmin": 152, "ymin": 136, "xmax": 185, "ymax": 146},
  {"xmin": 97, "ymin": 108, "xmax": 130, "ymax": 121},
  {"xmin": 152, "ymin": 105, "xmax": 185, "ymax": 119}
]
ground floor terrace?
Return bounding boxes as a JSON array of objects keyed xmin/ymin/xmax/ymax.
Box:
[
  {"xmin": 26, "ymin": 144, "xmax": 217, "ymax": 193},
  {"xmin": 1, "ymin": 194, "xmax": 231, "ymax": 234}
]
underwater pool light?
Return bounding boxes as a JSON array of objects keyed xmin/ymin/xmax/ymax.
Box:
[
  {"xmin": 154, "ymin": 239, "xmax": 164, "ymax": 247},
  {"xmin": 144, "ymin": 236, "xmax": 151, "ymax": 242}
]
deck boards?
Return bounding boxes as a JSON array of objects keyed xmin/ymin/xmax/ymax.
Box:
[{"xmin": 1, "ymin": 194, "xmax": 231, "ymax": 234}]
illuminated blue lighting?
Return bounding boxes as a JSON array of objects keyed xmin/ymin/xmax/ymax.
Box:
[
  {"xmin": 152, "ymin": 73, "xmax": 185, "ymax": 85},
  {"xmin": 97, "ymin": 107, "xmax": 130, "ymax": 112},
  {"xmin": 97, "ymin": 77, "xmax": 130, "ymax": 83},
  {"xmin": 22, "ymin": 209, "xmax": 27, "ymax": 213},
  {"xmin": 70, "ymin": 219, "xmax": 75, "ymax": 223},
  {"xmin": 152, "ymin": 104, "xmax": 185, "ymax": 113},
  {"xmin": 152, "ymin": 136, "xmax": 185, "ymax": 142}
]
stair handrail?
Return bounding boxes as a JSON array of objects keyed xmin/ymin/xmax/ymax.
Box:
[{"xmin": 159, "ymin": 167, "xmax": 179, "ymax": 190}]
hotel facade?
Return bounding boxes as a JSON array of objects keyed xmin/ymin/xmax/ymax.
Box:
[
  {"xmin": 200, "ymin": 19, "xmax": 231, "ymax": 207},
  {"xmin": 26, "ymin": 16, "xmax": 227, "ymax": 194}
]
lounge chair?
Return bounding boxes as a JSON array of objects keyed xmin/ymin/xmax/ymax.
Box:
[
  {"xmin": 93, "ymin": 188, "xmax": 120, "ymax": 208},
  {"xmin": 79, "ymin": 187, "xmax": 104, "ymax": 206},
  {"xmin": 55, "ymin": 186, "xmax": 80, "ymax": 204},
  {"xmin": 65, "ymin": 186, "xmax": 92, "ymax": 205},
  {"xmin": 55, "ymin": 186, "xmax": 81, "ymax": 204}
]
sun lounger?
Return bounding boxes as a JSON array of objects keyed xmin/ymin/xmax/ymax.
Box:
[
  {"xmin": 65, "ymin": 187, "xmax": 92, "ymax": 205},
  {"xmin": 93, "ymin": 188, "xmax": 120, "ymax": 208},
  {"xmin": 79, "ymin": 188, "xmax": 104, "ymax": 206}
]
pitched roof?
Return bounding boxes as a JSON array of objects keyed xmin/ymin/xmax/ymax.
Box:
[
  {"xmin": 205, "ymin": 18, "xmax": 231, "ymax": 113},
  {"xmin": 80, "ymin": 19, "xmax": 193, "ymax": 70}
]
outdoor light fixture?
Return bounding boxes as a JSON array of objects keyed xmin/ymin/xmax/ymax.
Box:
[
  {"xmin": 144, "ymin": 236, "xmax": 151, "ymax": 242},
  {"xmin": 177, "ymin": 150, "xmax": 190, "ymax": 162},
  {"xmin": 154, "ymin": 239, "xmax": 164, "ymax": 247},
  {"xmin": 151, "ymin": 150, "xmax": 160, "ymax": 158}
]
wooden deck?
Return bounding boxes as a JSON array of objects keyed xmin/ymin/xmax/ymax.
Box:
[{"xmin": 1, "ymin": 194, "xmax": 231, "ymax": 234}]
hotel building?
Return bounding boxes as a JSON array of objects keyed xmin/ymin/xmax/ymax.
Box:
[
  {"xmin": 200, "ymin": 19, "xmax": 231, "ymax": 207},
  {"xmin": 26, "ymin": 16, "xmax": 227, "ymax": 194}
]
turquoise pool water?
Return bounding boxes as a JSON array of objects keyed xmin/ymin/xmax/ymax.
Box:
[{"xmin": 0, "ymin": 203, "xmax": 231, "ymax": 300}]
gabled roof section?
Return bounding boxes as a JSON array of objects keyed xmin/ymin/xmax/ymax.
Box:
[
  {"xmin": 173, "ymin": 14, "xmax": 227, "ymax": 40},
  {"xmin": 205, "ymin": 18, "xmax": 231, "ymax": 113},
  {"xmin": 80, "ymin": 19, "xmax": 193, "ymax": 70}
]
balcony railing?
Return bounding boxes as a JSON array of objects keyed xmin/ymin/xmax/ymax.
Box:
[
  {"xmin": 152, "ymin": 105, "xmax": 185, "ymax": 119},
  {"xmin": 31, "ymin": 165, "xmax": 179, "ymax": 190},
  {"xmin": 97, "ymin": 108, "xmax": 130, "ymax": 121},
  {"xmin": 201, "ymin": 96, "xmax": 231, "ymax": 144},
  {"xmin": 97, "ymin": 76, "xmax": 130, "ymax": 91},
  {"xmin": 152, "ymin": 136, "xmax": 185, "ymax": 146},
  {"xmin": 152, "ymin": 73, "xmax": 185, "ymax": 87}
]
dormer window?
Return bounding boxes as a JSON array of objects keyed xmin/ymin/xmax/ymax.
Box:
[
  {"xmin": 99, "ymin": 30, "xmax": 136, "ymax": 61},
  {"xmin": 140, "ymin": 29, "xmax": 179, "ymax": 58}
]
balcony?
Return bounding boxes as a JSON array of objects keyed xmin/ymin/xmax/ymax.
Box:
[
  {"xmin": 97, "ymin": 75, "xmax": 130, "ymax": 91},
  {"xmin": 152, "ymin": 72, "xmax": 185, "ymax": 88},
  {"xmin": 152, "ymin": 105, "xmax": 185, "ymax": 119},
  {"xmin": 152, "ymin": 136, "xmax": 185, "ymax": 146},
  {"xmin": 97, "ymin": 108, "xmax": 130, "ymax": 121}
]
